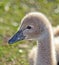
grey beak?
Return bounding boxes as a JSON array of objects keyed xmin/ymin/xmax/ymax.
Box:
[{"xmin": 8, "ymin": 30, "xmax": 25, "ymax": 44}]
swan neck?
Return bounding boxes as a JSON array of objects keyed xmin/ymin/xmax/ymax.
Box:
[{"xmin": 35, "ymin": 27, "xmax": 57, "ymax": 65}]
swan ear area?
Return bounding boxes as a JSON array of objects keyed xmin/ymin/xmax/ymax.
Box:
[{"xmin": 8, "ymin": 30, "xmax": 25, "ymax": 44}]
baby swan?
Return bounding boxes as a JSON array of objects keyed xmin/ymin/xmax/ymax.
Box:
[{"xmin": 8, "ymin": 12, "xmax": 57, "ymax": 65}]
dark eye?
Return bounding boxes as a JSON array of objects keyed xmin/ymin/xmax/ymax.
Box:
[{"xmin": 27, "ymin": 26, "xmax": 31, "ymax": 29}]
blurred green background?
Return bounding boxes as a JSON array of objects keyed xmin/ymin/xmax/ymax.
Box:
[{"xmin": 0, "ymin": 0, "xmax": 59, "ymax": 65}]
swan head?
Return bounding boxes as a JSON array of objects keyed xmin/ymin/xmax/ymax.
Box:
[{"xmin": 8, "ymin": 12, "xmax": 50, "ymax": 44}]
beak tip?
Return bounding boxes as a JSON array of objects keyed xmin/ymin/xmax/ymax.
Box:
[
  {"xmin": 8, "ymin": 40, "xmax": 13, "ymax": 44},
  {"xmin": 8, "ymin": 38, "xmax": 15, "ymax": 44}
]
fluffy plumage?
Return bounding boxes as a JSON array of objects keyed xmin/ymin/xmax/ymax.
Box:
[{"xmin": 8, "ymin": 12, "xmax": 57, "ymax": 65}]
